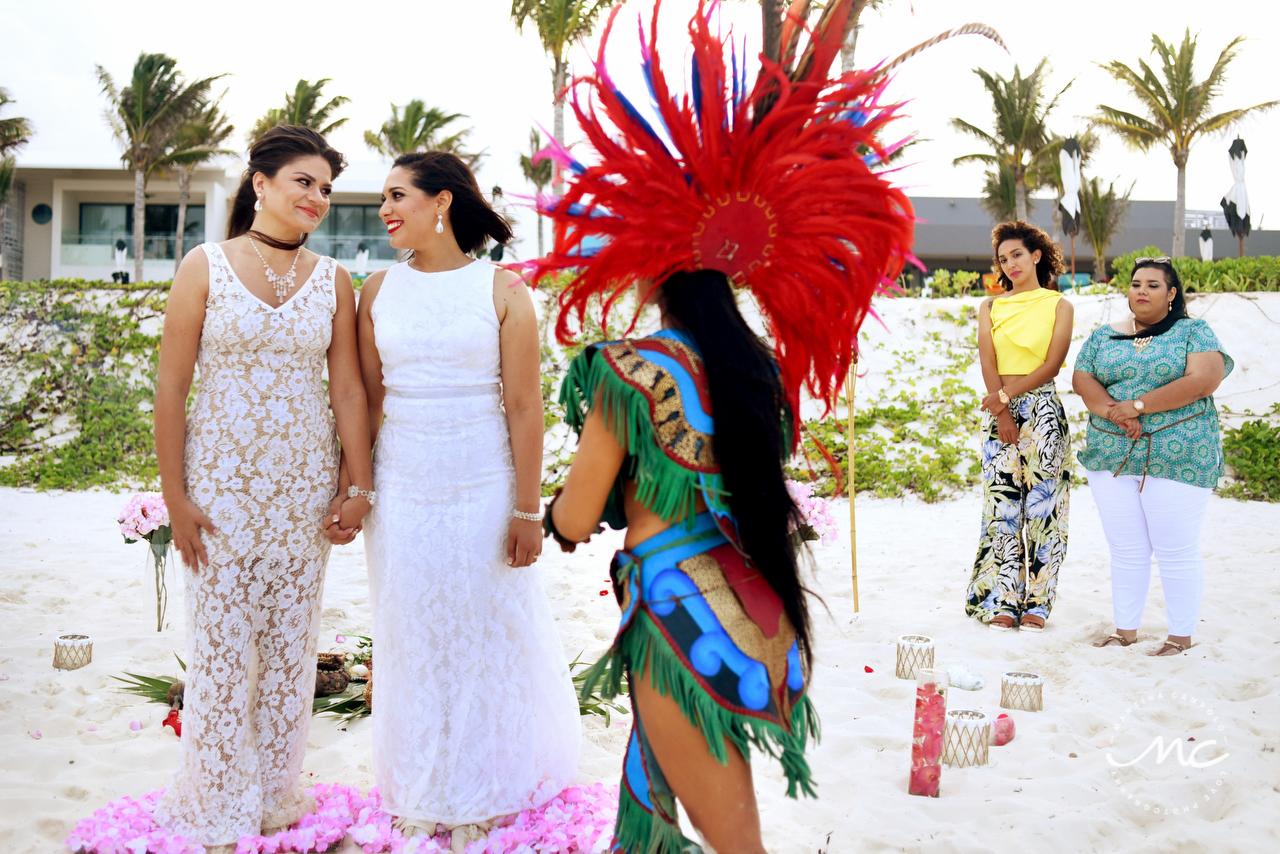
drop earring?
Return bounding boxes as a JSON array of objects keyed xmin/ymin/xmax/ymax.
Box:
[
  {"xmin": 254, "ymin": 193, "xmax": 263, "ymax": 213},
  {"xmin": 435, "ymin": 212, "xmax": 445, "ymax": 234}
]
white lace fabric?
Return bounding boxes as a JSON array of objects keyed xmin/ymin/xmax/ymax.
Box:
[
  {"xmin": 153, "ymin": 243, "xmax": 339, "ymax": 845},
  {"xmin": 365, "ymin": 260, "xmax": 580, "ymax": 825}
]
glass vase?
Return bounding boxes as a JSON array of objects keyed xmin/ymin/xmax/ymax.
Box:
[{"xmin": 908, "ymin": 667, "xmax": 949, "ymax": 797}]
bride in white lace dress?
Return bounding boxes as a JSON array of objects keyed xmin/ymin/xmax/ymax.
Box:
[
  {"xmin": 346, "ymin": 152, "xmax": 579, "ymax": 849},
  {"xmin": 152, "ymin": 128, "xmax": 374, "ymax": 853}
]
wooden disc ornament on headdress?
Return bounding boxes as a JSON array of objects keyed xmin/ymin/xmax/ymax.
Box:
[{"xmin": 691, "ymin": 193, "xmax": 779, "ymax": 286}]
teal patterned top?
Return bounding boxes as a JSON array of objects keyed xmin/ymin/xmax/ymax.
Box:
[{"xmin": 1074, "ymin": 318, "xmax": 1233, "ymax": 489}]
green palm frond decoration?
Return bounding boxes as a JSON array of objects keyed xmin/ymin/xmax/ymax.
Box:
[
  {"xmin": 111, "ymin": 653, "xmax": 186, "ymax": 704},
  {"xmin": 571, "ymin": 651, "xmax": 629, "ymax": 726}
]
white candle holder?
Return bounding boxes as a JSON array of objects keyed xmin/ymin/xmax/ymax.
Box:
[
  {"xmin": 1000, "ymin": 671, "xmax": 1044, "ymax": 712},
  {"xmin": 941, "ymin": 709, "xmax": 990, "ymax": 768},
  {"xmin": 895, "ymin": 635, "xmax": 935, "ymax": 680},
  {"xmin": 53, "ymin": 634, "xmax": 93, "ymax": 671}
]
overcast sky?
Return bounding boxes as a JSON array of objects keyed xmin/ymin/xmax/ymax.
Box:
[{"xmin": 5, "ymin": 0, "xmax": 1278, "ymax": 257}]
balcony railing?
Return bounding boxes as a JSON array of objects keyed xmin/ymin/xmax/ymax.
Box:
[
  {"xmin": 62, "ymin": 233, "xmax": 193, "ymax": 263},
  {"xmin": 307, "ymin": 234, "xmax": 397, "ymax": 261},
  {"xmin": 62, "ymin": 233, "xmax": 396, "ymax": 264}
]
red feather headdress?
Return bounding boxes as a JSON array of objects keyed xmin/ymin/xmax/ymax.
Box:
[{"xmin": 527, "ymin": 0, "xmax": 916, "ymax": 414}]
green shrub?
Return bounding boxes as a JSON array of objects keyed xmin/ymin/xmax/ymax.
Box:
[
  {"xmin": 1111, "ymin": 248, "xmax": 1280, "ymax": 293},
  {"xmin": 921, "ymin": 269, "xmax": 981, "ymax": 298},
  {"xmin": 1221, "ymin": 409, "xmax": 1280, "ymax": 502},
  {"xmin": 0, "ymin": 281, "xmax": 167, "ymax": 489},
  {"xmin": 786, "ymin": 335, "xmax": 984, "ymax": 503}
]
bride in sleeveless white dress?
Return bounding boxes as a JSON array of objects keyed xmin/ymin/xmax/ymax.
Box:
[{"xmin": 342, "ymin": 152, "xmax": 579, "ymax": 848}]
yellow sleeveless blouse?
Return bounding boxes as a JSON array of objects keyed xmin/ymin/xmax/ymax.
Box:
[{"xmin": 990, "ymin": 288, "xmax": 1063, "ymax": 374}]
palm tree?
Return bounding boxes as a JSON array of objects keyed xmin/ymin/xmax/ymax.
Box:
[
  {"xmin": 1080, "ymin": 176, "xmax": 1133, "ymax": 281},
  {"xmin": 839, "ymin": 1, "xmax": 892, "ymax": 73},
  {"xmin": 98, "ymin": 53, "xmax": 222, "ymax": 283},
  {"xmin": 0, "ymin": 88, "xmax": 31, "ymax": 155},
  {"xmin": 0, "ymin": 88, "xmax": 34, "ymax": 282},
  {"xmin": 155, "ymin": 97, "xmax": 236, "ymax": 273},
  {"xmin": 510, "ymin": 1, "xmax": 619, "ymax": 159},
  {"xmin": 249, "ymin": 78, "xmax": 349, "ymax": 145},
  {"xmin": 951, "ymin": 58, "xmax": 1069, "ymax": 222},
  {"xmin": 979, "ymin": 162, "xmax": 1023, "ymax": 224},
  {"xmin": 519, "ymin": 128, "xmax": 554, "ymax": 256},
  {"xmin": 364, "ymin": 100, "xmax": 482, "ymax": 167},
  {"xmin": 1092, "ymin": 31, "xmax": 1278, "ymax": 257}
]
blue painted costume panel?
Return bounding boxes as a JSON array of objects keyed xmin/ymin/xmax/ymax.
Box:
[{"xmin": 563, "ymin": 333, "xmax": 817, "ymax": 854}]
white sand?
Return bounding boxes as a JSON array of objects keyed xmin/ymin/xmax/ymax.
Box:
[{"xmin": 3, "ymin": 292, "xmax": 1279, "ymax": 852}]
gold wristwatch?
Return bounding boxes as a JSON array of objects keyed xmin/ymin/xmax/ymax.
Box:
[
  {"xmin": 997, "ymin": 388, "xmax": 1009, "ymax": 405},
  {"xmin": 1133, "ymin": 398, "xmax": 1145, "ymax": 412}
]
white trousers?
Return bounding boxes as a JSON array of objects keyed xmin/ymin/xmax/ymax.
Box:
[{"xmin": 1085, "ymin": 469, "xmax": 1212, "ymax": 637}]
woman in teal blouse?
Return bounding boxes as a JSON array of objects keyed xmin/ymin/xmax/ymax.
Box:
[{"xmin": 1072, "ymin": 257, "xmax": 1232, "ymax": 657}]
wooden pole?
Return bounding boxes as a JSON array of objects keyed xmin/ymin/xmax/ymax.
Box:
[{"xmin": 847, "ymin": 361, "xmax": 859, "ymax": 612}]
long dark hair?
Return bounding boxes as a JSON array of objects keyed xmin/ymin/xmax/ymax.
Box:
[
  {"xmin": 392, "ymin": 151, "xmax": 513, "ymax": 254},
  {"xmin": 1111, "ymin": 259, "xmax": 1189, "ymax": 340},
  {"xmin": 659, "ymin": 269, "xmax": 813, "ymax": 668},
  {"xmin": 227, "ymin": 126, "xmax": 347, "ymax": 244},
  {"xmin": 991, "ymin": 220, "xmax": 1065, "ymax": 291}
]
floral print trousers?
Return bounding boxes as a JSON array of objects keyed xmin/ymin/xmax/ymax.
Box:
[{"xmin": 965, "ymin": 383, "xmax": 1070, "ymax": 623}]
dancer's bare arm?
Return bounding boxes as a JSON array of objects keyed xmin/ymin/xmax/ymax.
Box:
[
  {"xmin": 155, "ymin": 248, "xmax": 217, "ymax": 569},
  {"xmin": 551, "ymin": 404, "xmax": 628, "ymax": 544}
]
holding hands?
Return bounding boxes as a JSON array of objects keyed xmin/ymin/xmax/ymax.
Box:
[{"xmin": 322, "ymin": 489, "xmax": 372, "ymax": 545}]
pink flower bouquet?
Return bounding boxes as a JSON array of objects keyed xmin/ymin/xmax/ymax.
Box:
[
  {"xmin": 785, "ymin": 480, "xmax": 839, "ymax": 546},
  {"xmin": 118, "ymin": 492, "xmax": 172, "ymax": 632}
]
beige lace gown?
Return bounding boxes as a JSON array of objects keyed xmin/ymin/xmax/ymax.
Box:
[{"xmin": 153, "ymin": 243, "xmax": 339, "ymax": 846}]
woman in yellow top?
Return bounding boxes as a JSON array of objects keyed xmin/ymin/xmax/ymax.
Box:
[{"xmin": 966, "ymin": 221, "xmax": 1074, "ymax": 631}]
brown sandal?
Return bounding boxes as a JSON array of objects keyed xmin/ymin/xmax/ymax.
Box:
[
  {"xmin": 1147, "ymin": 639, "xmax": 1191, "ymax": 657},
  {"xmin": 1093, "ymin": 632, "xmax": 1137, "ymax": 648},
  {"xmin": 989, "ymin": 615, "xmax": 1016, "ymax": 632},
  {"xmin": 1019, "ymin": 615, "xmax": 1045, "ymax": 632}
]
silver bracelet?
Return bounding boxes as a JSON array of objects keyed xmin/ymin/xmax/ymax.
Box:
[
  {"xmin": 513, "ymin": 508, "xmax": 544, "ymax": 522},
  {"xmin": 348, "ymin": 485, "xmax": 377, "ymax": 506}
]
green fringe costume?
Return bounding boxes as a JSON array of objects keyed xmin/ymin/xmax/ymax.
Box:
[{"xmin": 562, "ymin": 329, "xmax": 818, "ymax": 854}]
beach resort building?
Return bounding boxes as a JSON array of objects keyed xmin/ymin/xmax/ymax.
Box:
[
  {"xmin": 5, "ymin": 162, "xmax": 1280, "ymax": 284},
  {"xmin": 3, "ymin": 161, "xmax": 390, "ymax": 282}
]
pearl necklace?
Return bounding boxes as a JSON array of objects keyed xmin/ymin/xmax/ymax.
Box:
[
  {"xmin": 1132, "ymin": 319, "xmax": 1153, "ymax": 353},
  {"xmin": 249, "ymin": 237, "xmax": 302, "ymax": 304}
]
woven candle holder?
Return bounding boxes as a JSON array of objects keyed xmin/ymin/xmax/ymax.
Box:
[
  {"xmin": 1000, "ymin": 671, "xmax": 1044, "ymax": 712},
  {"xmin": 941, "ymin": 709, "xmax": 990, "ymax": 768},
  {"xmin": 52, "ymin": 634, "xmax": 93, "ymax": 671},
  {"xmin": 895, "ymin": 635, "xmax": 935, "ymax": 680}
]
